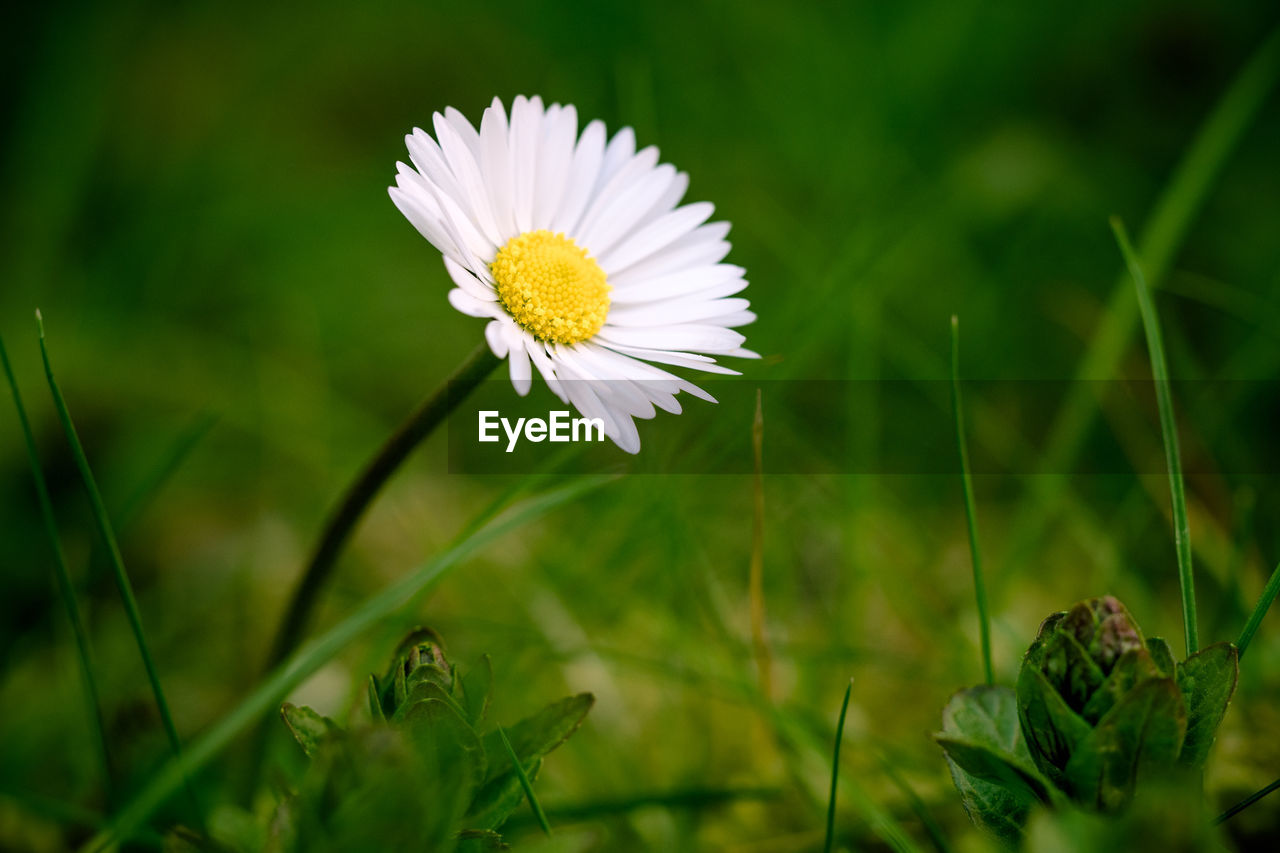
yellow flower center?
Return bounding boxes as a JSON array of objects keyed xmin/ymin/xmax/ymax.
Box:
[{"xmin": 490, "ymin": 230, "xmax": 610, "ymax": 345}]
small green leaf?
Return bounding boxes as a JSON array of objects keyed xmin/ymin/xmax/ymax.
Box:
[
  {"xmin": 279, "ymin": 704, "xmax": 338, "ymax": 758},
  {"xmin": 460, "ymin": 655, "xmax": 494, "ymax": 727},
  {"xmin": 1146, "ymin": 638, "xmax": 1176, "ymax": 678},
  {"xmin": 480, "ymin": 693, "xmax": 594, "ymax": 785},
  {"xmin": 943, "ymin": 757, "xmax": 1032, "ymax": 845},
  {"xmin": 935, "ymin": 737, "xmax": 1055, "ymax": 806},
  {"xmin": 1016, "ymin": 664, "xmax": 1092, "ymax": 783},
  {"xmin": 1176, "ymin": 642, "xmax": 1238, "ymax": 768},
  {"xmin": 941, "ymin": 684, "xmax": 1022, "ymax": 748},
  {"xmin": 935, "ymin": 685, "xmax": 1053, "ymax": 842},
  {"xmin": 1063, "ymin": 677, "xmax": 1185, "ymax": 812}
]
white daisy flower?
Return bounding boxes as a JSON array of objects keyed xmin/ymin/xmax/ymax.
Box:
[{"xmin": 389, "ymin": 95, "xmax": 756, "ymax": 453}]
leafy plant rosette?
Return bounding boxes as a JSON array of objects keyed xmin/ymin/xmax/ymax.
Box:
[
  {"xmin": 934, "ymin": 596, "xmax": 1238, "ymax": 846},
  {"xmin": 265, "ymin": 628, "xmax": 592, "ymax": 852}
]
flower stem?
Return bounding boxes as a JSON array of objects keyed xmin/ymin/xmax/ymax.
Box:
[
  {"xmin": 1237, "ymin": 558, "xmax": 1280, "ymax": 658},
  {"xmin": 36, "ymin": 313, "xmax": 202, "ymax": 825},
  {"xmin": 2, "ymin": 333, "xmax": 113, "ymax": 793},
  {"xmin": 266, "ymin": 342, "xmax": 500, "ymax": 670},
  {"xmin": 1110, "ymin": 218, "xmax": 1198, "ymax": 657},
  {"xmin": 951, "ymin": 316, "xmax": 994, "ymax": 685}
]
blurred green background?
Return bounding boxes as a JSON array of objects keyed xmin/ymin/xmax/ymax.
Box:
[{"xmin": 3, "ymin": 0, "xmax": 1280, "ymax": 849}]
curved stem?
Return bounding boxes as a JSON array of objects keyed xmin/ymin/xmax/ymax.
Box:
[{"xmin": 265, "ymin": 342, "xmax": 500, "ymax": 669}]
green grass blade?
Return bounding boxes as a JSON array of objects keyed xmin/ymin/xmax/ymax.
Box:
[
  {"xmin": 1110, "ymin": 219, "xmax": 1198, "ymax": 656},
  {"xmin": 1, "ymin": 333, "xmax": 112, "ymax": 790},
  {"xmin": 79, "ymin": 474, "xmax": 612, "ymax": 851},
  {"xmin": 1236, "ymin": 559, "xmax": 1280, "ymax": 658},
  {"xmin": 1001, "ymin": 25, "xmax": 1280, "ymax": 577},
  {"xmin": 498, "ymin": 725, "xmax": 552, "ymax": 836},
  {"xmin": 36, "ymin": 312, "xmax": 203, "ymax": 823},
  {"xmin": 751, "ymin": 679, "xmax": 921, "ymax": 852},
  {"xmin": 1214, "ymin": 776, "xmax": 1280, "ymax": 825},
  {"xmin": 951, "ymin": 317, "xmax": 993, "ymax": 685},
  {"xmin": 823, "ymin": 679, "xmax": 853, "ymax": 853}
]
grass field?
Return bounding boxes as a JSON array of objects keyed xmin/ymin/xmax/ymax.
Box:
[{"xmin": 3, "ymin": 1, "xmax": 1280, "ymax": 850}]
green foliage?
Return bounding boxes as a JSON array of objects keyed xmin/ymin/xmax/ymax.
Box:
[
  {"xmin": 265, "ymin": 629, "xmax": 592, "ymax": 852},
  {"xmin": 3, "ymin": 3, "xmax": 1280, "ymax": 851},
  {"xmin": 279, "ymin": 705, "xmax": 340, "ymax": 759},
  {"xmin": 941, "ymin": 596, "xmax": 1240, "ymax": 844},
  {"xmin": 935, "ymin": 685, "xmax": 1054, "ymax": 846},
  {"xmin": 1175, "ymin": 643, "xmax": 1239, "ymax": 769}
]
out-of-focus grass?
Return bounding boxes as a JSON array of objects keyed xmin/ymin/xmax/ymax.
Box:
[{"xmin": 3, "ymin": 0, "xmax": 1280, "ymax": 850}]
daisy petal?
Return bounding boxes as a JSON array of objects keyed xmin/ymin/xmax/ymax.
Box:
[
  {"xmin": 448, "ymin": 287, "xmax": 498, "ymax": 318},
  {"xmin": 598, "ymin": 343, "xmax": 741, "ymax": 375},
  {"xmin": 554, "ymin": 344, "xmax": 657, "ymax": 420},
  {"xmin": 608, "ymin": 223, "xmax": 733, "ymax": 286},
  {"xmin": 533, "ymin": 104, "xmax": 577, "ymax": 226},
  {"xmin": 504, "ymin": 324, "xmax": 533, "ymax": 396},
  {"xmin": 525, "ymin": 338, "xmax": 566, "ymax": 401},
  {"xmin": 389, "ymin": 185, "xmax": 457, "ymax": 263},
  {"xmin": 577, "ymin": 162, "xmax": 678, "ymax": 257},
  {"xmin": 434, "ymin": 111, "xmax": 503, "ymax": 246},
  {"xmin": 551, "ymin": 120, "xmax": 606, "ymax": 235},
  {"xmin": 600, "ymin": 201, "xmax": 715, "ymax": 275},
  {"xmin": 480, "ymin": 98, "xmax": 516, "ymax": 238},
  {"xmin": 596, "ymin": 323, "xmax": 746, "ymax": 353},
  {"xmin": 595, "ymin": 126, "xmax": 636, "ymax": 192},
  {"xmin": 510, "ymin": 95, "xmax": 543, "ymax": 233},
  {"xmin": 606, "ymin": 297, "xmax": 751, "ymax": 327},
  {"xmin": 611, "ymin": 265, "xmax": 748, "ymax": 303},
  {"xmin": 444, "ymin": 257, "xmax": 497, "ymax": 301},
  {"xmin": 443, "ymin": 106, "xmax": 481, "ymax": 154},
  {"xmin": 574, "ymin": 144, "xmax": 659, "ymax": 244},
  {"xmin": 484, "ymin": 320, "xmax": 509, "ymax": 358}
]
